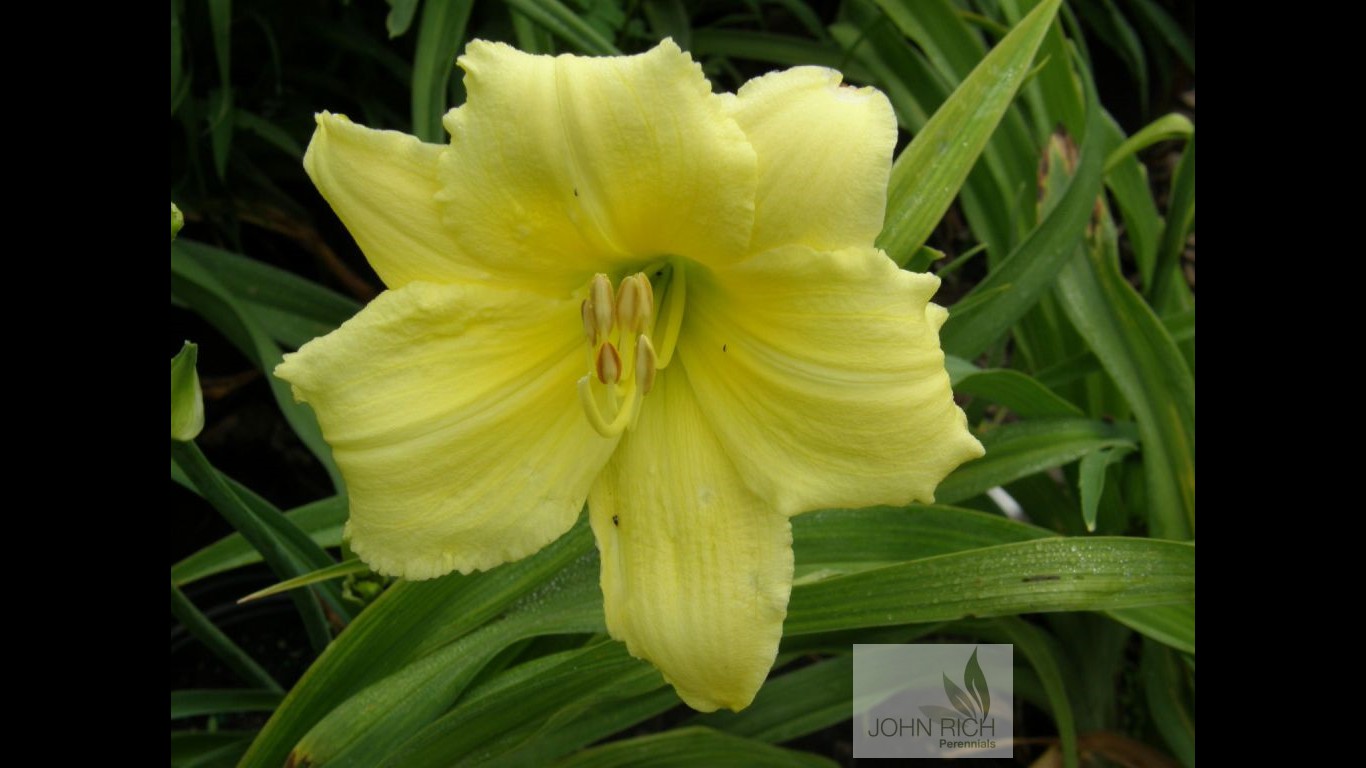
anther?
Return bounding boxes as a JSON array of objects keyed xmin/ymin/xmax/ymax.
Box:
[
  {"xmin": 616, "ymin": 274, "xmax": 654, "ymax": 336},
  {"xmin": 596, "ymin": 342, "xmax": 621, "ymax": 384},
  {"xmin": 635, "ymin": 335, "xmax": 657, "ymax": 395},
  {"xmin": 590, "ymin": 273, "xmax": 615, "ymax": 341},
  {"xmin": 580, "ymin": 299, "xmax": 596, "ymax": 346}
]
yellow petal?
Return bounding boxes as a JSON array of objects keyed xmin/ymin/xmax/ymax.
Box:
[
  {"xmin": 680, "ymin": 247, "xmax": 984, "ymax": 516},
  {"xmin": 589, "ymin": 365, "xmax": 791, "ymax": 712},
  {"xmin": 723, "ymin": 67, "xmax": 896, "ymax": 254},
  {"xmin": 275, "ymin": 281, "xmax": 618, "ymax": 579},
  {"xmin": 304, "ymin": 112, "xmax": 485, "ymax": 289},
  {"xmin": 436, "ymin": 39, "xmax": 757, "ymax": 287}
]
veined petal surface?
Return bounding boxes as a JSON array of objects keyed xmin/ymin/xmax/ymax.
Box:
[
  {"xmin": 588, "ymin": 365, "xmax": 792, "ymax": 712},
  {"xmin": 275, "ymin": 282, "xmax": 618, "ymax": 579},
  {"xmin": 303, "ymin": 113, "xmax": 485, "ymax": 288},
  {"xmin": 680, "ymin": 247, "xmax": 985, "ymax": 517},
  {"xmin": 723, "ymin": 66, "xmax": 896, "ymax": 255},
  {"xmin": 436, "ymin": 39, "xmax": 758, "ymax": 290}
]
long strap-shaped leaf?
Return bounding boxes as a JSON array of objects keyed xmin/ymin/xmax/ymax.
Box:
[
  {"xmin": 877, "ymin": 0, "xmax": 1061, "ymax": 262},
  {"xmin": 411, "ymin": 0, "xmax": 475, "ymax": 143},
  {"xmin": 938, "ymin": 52, "xmax": 1112, "ymax": 360},
  {"xmin": 1054, "ymin": 210, "xmax": 1195, "ymax": 539},
  {"xmin": 238, "ymin": 520, "xmax": 597, "ymax": 767},
  {"xmin": 170, "ymin": 241, "xmax": 342, "ymax": 489},
  {"xmin": 786, "ymin": 537, "xmax": 1193, "ymax": 634}
]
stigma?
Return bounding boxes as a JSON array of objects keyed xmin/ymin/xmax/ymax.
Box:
[{"xmin": 577, "ymin": 267, "xmax": 683, "ymax": 438}]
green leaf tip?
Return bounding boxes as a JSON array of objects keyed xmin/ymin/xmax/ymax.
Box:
[
  {"xmin": 170, "ymin": 341, "xmax": 204, "ymax": 441},
  {"xmin": 171, "ymin": 203, "xmax": 184, "ymax": 240}
]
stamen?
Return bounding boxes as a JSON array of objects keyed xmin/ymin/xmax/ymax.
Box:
[
  {"xmin": 577, "ymin": 269, "xmax": 667, "ymax": 438},
  {"xmin": 636, "ymin": 335, "xmax": 657, "ymax": 395},
  {"xmin": 580, "ymin": 299, "xmax": 596, "ymax": 346},
  {"xmin": 596, "ymin": 342, "xmax": 621, "ymax": 384},
  {"xmin": 616, "ymin": 274, "xmax": 654, "ymax": 336},
  {"xmin": 589, "ymin": 273, "xmax": 615, "ymax": 341},
  {"xmin": 653, "ymin": 262, "xmax": 685, "ymax": 369}
]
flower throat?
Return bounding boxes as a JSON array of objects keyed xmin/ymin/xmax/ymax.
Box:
[{"xmin": 577, "ymin": 262, "xmax": 685, "ymax": 438}]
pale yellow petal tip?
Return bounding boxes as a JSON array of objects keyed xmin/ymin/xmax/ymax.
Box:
[
  {"xmin": 926, "ymin": 302, "xmax": 950, "ymax": 332},
  {"xmin": 272, "ymin": 355, "xmax": 309, "ymax": 406},
  {"xmin": 273, "ymin": 348, "xmax": 321, "ymax": 404},
  {"xmin": 614, "ymin": 635, "xmax": 772, "ymax": 713}
]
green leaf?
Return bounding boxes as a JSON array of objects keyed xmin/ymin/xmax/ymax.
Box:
[
  {"xmin": 692, "ymin": 655, "xmax": 852, "ymax": 743},
  {"xmin": 509, "ymin": 5, "xmax": 555, "ymax": 53},
  {"xmin": 1152, "ymin": 136, "xmax": 1195, "ymax": 310},
  {"xmin": 171, "ymin": 446, "xmax": 334, "ymax": 653},
  {"xmin": 1075, "ymin": 0, "xmax": 1148, "ymax": 116},
  {"xmin": 170, "ymin": 240, "xmax": 341, "ymax": 487},
  {"xmin": 170, "ymin": 584, "xmax": 281, "ymax": 693},
  {"xmin": 207, "ymin": 88, "xmax": 235, "ymax": 180},
  {"xmin": 171, "ymin": 2, "xmax": 187, "ymax": 114},
  {"xmin": 938, "ymin": 62, "xmax": 1112, "ymax": 360},
  {"xmin": 173, "ymin": 238, "xmax": 360, "ymax": 350},
  {"xmin": 171, "ymin": 495, "xmax": 347, "ymax": 587},
  {"xmin": 171, "ymin": 202, "xmax": 184, "ymax": 240},
  {"xmin": 1078, "ymin": 445, "xmax": 1134, "ymax": 531},
  {"xmin": 877, "ymin": 0, "xmax": 1060, "ymax": 261},
  {"xmin": 642, "ymin": 0, "xmax": 691, "ymax": 50},
  {"xmin": 382, "ymin": 640, "xmax": 664, "ymax": 767},
  {"xmin": 1104, "ymin": 112, "xmax": 1193, "ymax": 172},
  {"xmin": 551, "ymin": 727, "xmax": 836, "ymax": 768},
  {"xmin": 172, "ymin": 731, "xmax": 257, "ymax": 768},
  {"xmin": 411, "ymin": 0, "xmax": 475, "ymax": 143},
  {"xmin": 171, "ymin": 689, "xmax": 283, "ymax": 720},
  {"xmin": 785, "ymin": 537, "xmax": 1194, "ymax": 634},
  {"xmin": 172, "ymin": 449, "xmax": 352, "ymax": 624},
  {"xmin": 170, "ymin": 342, "xmax": 204, "ymax": 442},
  {"xmin": 500, "ymin": 0, "xmax": 621, "ymax": 56},
  {"xmin": 1108, "ymin": 603, "xmax": 1194, "ymax": 655},
  {"xmin": 872, "ymin": 0, "xmax": 1037, "ymax": 200},
  {"xmin": 238, "ymin": 558, "xmax": 370, "ymax": 603},
  {"xmin": 238, "ymin": 519, "xmax": 597, "ymax": 767},
  {"xmin": 387, "ymin": 0, "xmax": 422, "ymax": 38},
  {"xmin": 996, "ymin": 617, "xmax": 1078, "ymax": 768},
  {"xmin": 1053, "ymin": 212, "xmax": 1195, "ymax": 539},
  {"xmin": 904, "ymin": 244, "xmax": 945, "ymax": 273},
  {"xmin": 1143, "ymin": 639, "xmax": 1195, "ymax": 767},
  {"xmin": 1127, "ymin": 0, "xmax": 1194, "ymax": 71},
  {"xmin": 1103, "ymin": 115, "xmax": 1162, "ymax": 286},
  {"xmin": 950, "ymin": 362, "xmax": 1084, "ymax": 418},
  {"xmin": 234, "ymin": 109, "xmax": 305, "ymax": 159},
  {"xmin": 791, "ymin": 504, "xmax": 1052, "ymax": 580},
  {"xmin": 1034, "ymin": 309, "xmax": 1192, "ymax": 389},
  {"xmin": 936, "ymin": 418, "xmax": 1136, "ymax": 505},
  {"xmin": 206, "ymin": 0, "xmax": 233, "ymax": 178},
  {"xmin": 479, "ymin": 687, "xmax": 682, "ymax": 767},
  {"xmin": 291, "ymin": 561, "xmax": 604, "ymax": 766}
]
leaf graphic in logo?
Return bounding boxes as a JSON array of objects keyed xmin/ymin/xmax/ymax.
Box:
[
  {"xmin": 964, "ymin": 647, "xmax": 991, "ymax": 719},
  {"xmin": 943, "ymin": 673, "xmax": 977, "ymax": 719}
]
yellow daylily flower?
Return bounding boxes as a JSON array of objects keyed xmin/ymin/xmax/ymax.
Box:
[{"xmin": 275, "ymin": 39, "xmax": 984, "ymax": 713}]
